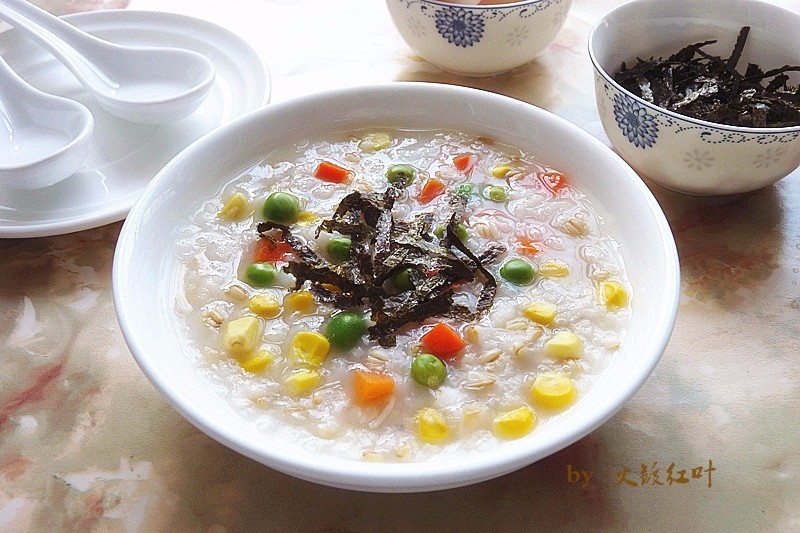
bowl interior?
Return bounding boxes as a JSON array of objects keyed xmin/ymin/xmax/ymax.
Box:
[
  {"xmin": 113, "ymin": 83, "xmax": 679, "ymax": 492},
  {"xmin": 591, "ymin": 0, "xmax": 800, "ymax": 89}
]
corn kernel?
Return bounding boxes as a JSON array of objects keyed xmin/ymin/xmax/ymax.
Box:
[
  {"xmin": 222, "ymin": 316, "xmax": 261, "ymax": 355},
  {"xmin": 539, "ymin": 260, "xmax": 570, "ymax": 277},
  {"xmin": 248, "ymin": 293, "xmax": 281, "ymax": 318},
  {"xmin": 296, "ymin": 211, "xmax": 318, "ymax": 226},
  {"xmin": 416, "ymin": 407, "xmax": 450, "ymax": 444},
  {"xmin": 524, "ymin": 301, "xmax": 557, "ymax": 325},
  {"xmin": 531, "ymin": 372, "xmax": 576, "ymax": 409},
  {"xmin": 544, "ymin": 330, "xmax": 582, "ymax": 359},
  {"xmin": 217, "ymin": 192, "xmax": 253, "ymax": 221},
  {"xmin": 284, "ymin": 291, "xmax": 317, "ymax": 315},
  {"xmin": 492, "ymin": 406, "xmax": 537, "ymax": 439},
  {"xmin": 601, "ymin": 281, "xmax": 629, "ymax": 308},
  {"xmin": 284, "ymin": 369, "xmax": 321, "ymax": 395},
  {"xmin": 291, "ymin": 331, "xmax": 330, "ymax": 366},
  {"xmin": 359, "ymin": 132, "xmax": 391, "ymax": 151},
  {"xmin": 238, "ymin": 349, "xmax": 275, "ymax": 373},
  {"xmin": 491, "ymin": 165, "xmax": 512, "ymax": 178}
]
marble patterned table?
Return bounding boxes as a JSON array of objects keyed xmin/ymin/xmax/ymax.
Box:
[{"xmin": 2, "ymin": 0, "xmax": 799, "ymax": 530}]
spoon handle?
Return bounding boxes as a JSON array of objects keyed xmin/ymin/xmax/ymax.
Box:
[
  {"xmin": 0, "ymin": 54, "xmax": 32, "ymax": 125},
  {"xmin": 0, "ymin": 0, "xmax": 117, "ymax": 90}
]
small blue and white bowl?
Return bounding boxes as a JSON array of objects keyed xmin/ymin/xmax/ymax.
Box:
[
  {"xmin": 387, "ymin": 0, "xmax": 573, "ymax": 77},
  {"xmin": 589, "ymin": 0, "xmax": 800, "ymax": 196}
]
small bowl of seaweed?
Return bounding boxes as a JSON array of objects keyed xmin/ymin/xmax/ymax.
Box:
[{"xmin": 589, "ymin": 0, "xmax": 800, "ymax": 195}]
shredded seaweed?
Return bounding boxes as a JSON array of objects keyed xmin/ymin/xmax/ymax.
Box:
[
  {"xmin": 614, "ymin": 26, "xmax": 800, "ymax": 127},
  {"xmin": 257, "ymin": 187, "xmax": 505, "ymax": 347}
]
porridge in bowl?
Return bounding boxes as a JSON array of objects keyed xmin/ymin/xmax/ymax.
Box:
[{"xmin": 174, "ymin": 128, "xmax": 631, "ymax": 462}]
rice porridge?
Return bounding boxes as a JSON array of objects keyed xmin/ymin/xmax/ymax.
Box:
[{"xmin": 174, "ymin": 128, "xmax": 630, "ymax": 462}]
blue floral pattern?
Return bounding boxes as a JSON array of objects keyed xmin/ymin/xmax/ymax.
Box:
[
  {"xmin": 435, "ymin": 8, "xmax": 484, "ymax": 47},
  {"xmin": 395, "ymin": 0, "xmax": 567, "ymax": 49},
  {"xmin": 601, "ymin": 81, "xmax": 800, "ymax": 147},
  {"xmin": 597, "ymin": 80, "xmax": 800, "ymax": 178},
  {"xmin": 613, "ymin": 94, "xmax": 659, "ymax": 149}
]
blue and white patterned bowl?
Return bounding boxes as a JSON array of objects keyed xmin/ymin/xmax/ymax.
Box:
[
  {"xmin": 387, "ymin": 0, "xmax": 573, "ymax": 77},
  {"xmin": 589, "ymin": 0, "xmax": 800, "ymax": 195}
]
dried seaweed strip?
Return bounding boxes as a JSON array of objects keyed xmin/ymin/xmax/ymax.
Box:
[
  {"xmin": 443, "ymin": 249, "xmax": 496, "ymax": 317},
  {"xmin": 316, "ymin": 191, "xmax": 378, "ymax": 239},
  {"xmin": 409, "ymin": 212, "xmax": 435, "ymax": 240},
  {"xmin": 745, "ymin": 65, "xmax": 800, "ymax": 83},
  {"xmin": 372, "ymin": 192, "xmax": 398, "ymax": 281},
  {"xmin": 477, "ymin": 244, "xmax": 506, "ymax": 265},
  {"xmin": 726, "ymin": 27, "xmax": 749, "ymax": 73},
  {"xmin": 268, "ymin": 184, "xmax": 504, "ymax": 346},
  {"xmin": 375, "ymin": 248, "xmax": 410, "ymax": 280},
  {"xmin": 447, "ymin": 302, "xmax": 481, "ymax": 321},
  {"xmin": 369, "ymin": 291, "xmax": 455, "ymax": 347},
  {"xmin": 257, "ymin": 221, "xmax": 326, "ymax": 267},
  {"xmin": 308, "ymin": 283, "xmax": 362, "ymax": 309},
  {"xmin": 358, "ymin": 189, "xmax": 396, "ymax": 281},
  {"xmin": 614, "ymin": 27, "xmax": 800, "ymax": 127},
  {"xmin": 766, "ymin": 73, "xmax": 790, "ymax": 93},
  {"xmin": 668, "ymin": 39, "xmax": 717, "ymax": 64},
  {"xmin": 259, "ymin": 221, "xmax": 369, "ymax": 297},
  {"xmin": 725, "ymin": 27, "xmax": 750, "ymax": 98},
  {"xmin": 283, "ymin": 262, "xmax": 366, "ymax": 297},
  {"xmin": 376, "ymin": 213, "xmax": 467, "ymax": 285},
  {"xmin": 445, "ymin": 218, "xmax": 500, "ymax": 318}
]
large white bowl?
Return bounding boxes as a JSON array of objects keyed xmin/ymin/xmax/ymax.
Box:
[
  {"xmin": 113, "ymin": 83, "xmax": 679, "ymax": 492},
  {"xmin": 589, "ymin": 0, "xmax": 800, "ymax": 196}
]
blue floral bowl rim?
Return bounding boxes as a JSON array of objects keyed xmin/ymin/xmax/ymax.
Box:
[
  {"xmin": 400, "ymin": 0, "xmax": 559, "ymax": 10},
  {"xmin": 587, "ymin": 8, "xmax": 800, "ymax": 136}
]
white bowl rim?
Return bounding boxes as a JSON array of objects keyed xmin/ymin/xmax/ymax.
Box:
[
  {"xmin": 397, "ymin": 0, "xmax": 560, "ymax": 9},
  {"xmin": 113, "ymin": 82, "xmax": 680, "ymax": 491},
  {"xmin": 587, "ymin": 0, "xmax": 800, "ymax": 136}
]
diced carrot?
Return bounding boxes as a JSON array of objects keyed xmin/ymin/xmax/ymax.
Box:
[
  {"xmin": 420, "ymin": 322, "xmax": 466, "ymax": 359},
  {"xmin": 540, "ymin": 172, "xmax": 567, "ymax": 193},
  {"xmin": 315, "ymin": 161, "xmax": 352, "ymax": 183},
  {"xmin": 352, "ymin": 369, "xmax": 395, "ymax": 405},
  {"xmin": 517, "ymin": 237, "xmax": 542, "ymax": 256},
  {"xmin": 255, "ymin": 237, "xmax": 293, "ymax": 262},
  {"xmin": 419, "ymin": 178, "xmax": 446, "ymax": 204},
  {"xmin": 453, "ymin": 153, "xmax": 477, "ymax": 174}
]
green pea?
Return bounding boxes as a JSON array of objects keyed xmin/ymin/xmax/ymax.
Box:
[
  {"xmin": 392, "ymin": 267, "xmax": 415, "ymax": 291},
  {"xmin": 385, "ymin": 164, "xmax": 417, "ymax": 186},
  {"xmin": 325, "ymin": 311, "xmax": 367, "ymax": 350},
  {"xmin": 245, "ymin": 262, "xmax": 277, "ymax": 287},
  {"xmin": 327, "ymin": 237, "xmax": 352, "ymax": 263},
  {"xmin": 434, "ymin": 223, "xmax": 468, "ymax": 242},
  {"xmin": 455, "ymin": 184, "xmax": 475, "ymax": 197},
  {"xmin": 263, "ymin": 192, "xmax": 300, "ymax": 223},
  {"xmin": 411, "ymin": 353, "xmax": 446, "ymax": 389},
  {"xmin": 499, "ymin": 258, "xmax": 536, "ymax": 285},
  {"xmin": 483, "ymin": 185, "xmax": 509, "ymax": 203}
]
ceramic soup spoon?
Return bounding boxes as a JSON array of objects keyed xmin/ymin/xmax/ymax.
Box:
[
  {"xmin": 0, "ymin": 54, "xmax": 94, "ymax": 189},
  {"xmin": 0, "ymin": 0, "xmax": 215, "ymax": 125}
]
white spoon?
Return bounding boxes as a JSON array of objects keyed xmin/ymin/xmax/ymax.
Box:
[
  {"xmin": 0, "ymin": 0, "xmax": 215, "ymax": 125},
  {"xmin": 0, "ymin": 54, "xmax": 93, "ymax": 190}
]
